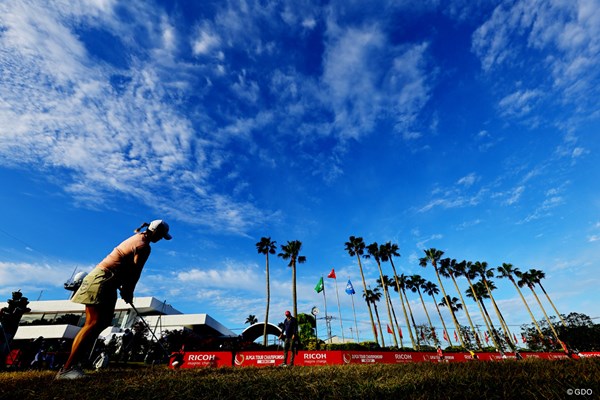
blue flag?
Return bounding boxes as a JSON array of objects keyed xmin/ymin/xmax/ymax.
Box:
[{"xmin": 345, "ymin": 279, "xmax": 355, "ymax": 295}]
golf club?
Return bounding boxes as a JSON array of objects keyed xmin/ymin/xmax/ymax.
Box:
[{"xmin": 127, "ymin": 301, "xmax": 170, "ymax": 360}]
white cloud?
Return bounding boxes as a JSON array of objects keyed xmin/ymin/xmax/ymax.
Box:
[
  {"xmin": 498, "ymin": 89, "xmax": 543, "ymax": 118},
  {"xmin": 302, "ymin": 18, "xmax": 317, "ymax": 30},
  {"xmin": 192, "ymin": 27, "xmax": 221, "ymax": 56},
  {"xmin": 176, "ymin": 262, "xmax": 262, "ymax": 291},
  {"xmin": 571, "ymin": 147, "xmax": 587, "ymax": 158},
  {"xmin": 161, "ymin": 16, "xmax": 177, "ymax": 51},
  {"xmin": 520, "ymin": 194, "xmax": 564, "ymax": 223},
  {"xmin": 0, "ymin": 261, "xmax": 83, "ymax": 293},
  {"xmin": 505, "ymin": 185, "xmax": 525, "ymax": 206},
  {"xmin": 588, "ymin": 235, "xmax": 599, "ymax": 242},
  {"xmin": 456, "ymin": 219, "xmax": 482, "ymax": 230},
  {"xmin": 322, "ymin": 22, "xmax": 432, "ymax": 140},
  {"xmin": 457, "ymin": 173, "xmax": 478, "ymax": 187},
  {"xmin": 0, "ymin": 1, "xmax": 267, "ymax": 234},
  {"xmin": 415, "ymin": 234, "xmax": 443, "ymax": 250},
  {"xmin": 472, "ymin": 0, "xmax": 600, "ymax": 112}
]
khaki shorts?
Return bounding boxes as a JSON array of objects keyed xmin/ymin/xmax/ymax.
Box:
[{"xmin": 71, "ymin": 268, "xmax": 118, "ymax": 307}]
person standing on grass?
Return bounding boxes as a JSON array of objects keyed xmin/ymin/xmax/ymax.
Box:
[
  {"xmin": 278, "ymin": 310, "xmax": 298, "ymax": 366},
  {"xmin": 56, "ymin": 220, "xmax": 172, "ymax": 380},
  {"xmin": 437, "ymin": 345, "xmax": 445, "ymax": 362}
]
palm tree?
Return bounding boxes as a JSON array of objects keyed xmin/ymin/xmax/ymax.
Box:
[
  {"xmin": 363, "ymin": 287, "xmax": 384, "ymax": 343},
  {"xmin": 381, "ymin": 242, "xmax": 416, "ymax": 349},
  {"xmin": 278, "ymin": 240, "xmax": 306, "ymax": 318},
  {"xmin": 461, "ymin": 261, "xmax": 499, "ymax": 349},
  {"xmin": 410, "ymin": 274, "xmax": 438, "ymax": 347},
  {"xmin": 438, "ymin": 295, "xmax": 463, "ymax": 345},
  {"xmin": 345, "ymin": 236, "xmax": 378, "ymax": 345},
  {"xmin": 465, "ymin": 281, "xmax": 501, "ymax": 350},
  {"xmin": 517, "ymin": 270, "xmax": 560, "ymax": 343},
  {"xmin": 422, "ymin": 280, "xmax": 446, "ymax": 347},
  {"xmin": 377, "ymin": 274, "xmax": 404, "ymax": 347},
  {"xmin": 397, "ymin": 274, "xmax": 420, "ymax": 349},
  {"xmin": 440, "ymin": 258, "xmax": 479, "ymax": 349},
  {"xmin": 245, "ymin": 314, "xmax": 258, "ymax": 325},
  {"xmin": 472, "ymin": 261, "xmax": 516, "ymax": 350},
  {"xmin": 496, "ymin": 263, "xmax": 545, "ymax": 339},
  {"xmin": 256, "ymin": 237, "xmax": 276, "ymax": 346},
  {"xmin": 365, "ymin": 242, "xmax": 397, "ymax": 347},
  {"xmin": 419, "ymin": 248, "xmax": 466, "ymax": 349},
  {"xmin": 452, "ymin": 260, "xmax": 483, "ymax": 349},
  {"xmin": 438, "ymin": 295, "xmax": 462, "ymax": 313},
  {"xmin": 529, "ymin": 268, "xmax": 567, "ymax": 328}
]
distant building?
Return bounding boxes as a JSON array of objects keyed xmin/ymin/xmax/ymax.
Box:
[
  {"xmin": 323, "ymin": 335, "xmax": 355, "ymax": 345},
  {"xmin": 8, "ymin": 297, "xmax": 236, "ymax": 342}
]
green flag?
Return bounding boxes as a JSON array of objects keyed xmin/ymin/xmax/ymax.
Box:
[{"xmin": 314, "ymin": 276, "xmax": 324, "ymax": 293}]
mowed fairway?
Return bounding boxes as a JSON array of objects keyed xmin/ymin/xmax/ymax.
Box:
[{"xmin": 1, "ymin": 359, "xmax": 599, "ymax": 400}]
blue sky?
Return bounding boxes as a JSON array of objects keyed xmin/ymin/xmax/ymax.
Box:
[{"xmin": 1, "ymin": 0, "xmax": 599, "ymax": 343}]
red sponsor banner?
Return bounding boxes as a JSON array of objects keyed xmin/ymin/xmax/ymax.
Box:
[
  {"xmin": 343, "ymin": 351, "xmax": 426, "ymax": 364},
  {"xmin": 580, "ymin": 352, "xmax": 600, "ymax": 358},
  {"xmin": 342, "ymin": 351, "xmax": 387, "ymax": 364},
  {"xmin": 473, "ymin": 352, "xmax": 504, "ymax": 361},
  {"xmin": 233, "ymin": 351, "xmax": 285, "ymax": 367},
  {"xmin": 519, "ymin": 352, "xmax": 569, "ymax": 360},
  {"xmin": 171, "ymin": 352, "xmax": 232, "ymax": 368},
  {"xmin": 173, "ymin": 351, "xmax": 590, "ymax": 368},
  {"xmin": 297, "ymin": 351, "xmax": 343, "ymax": 366}
]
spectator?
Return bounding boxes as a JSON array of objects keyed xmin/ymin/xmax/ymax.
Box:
[{"xmin": 278, "ymin": 311, "xmax": 298, "ymax": 366}]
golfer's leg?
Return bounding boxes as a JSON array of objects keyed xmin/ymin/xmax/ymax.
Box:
[
  {"xmin": 63, "ymin": 306, "xmax": 98, "ymax": 369},
  {"xmin": 63, "ymin": 305, "xmax": 111, "ymax": 369}
]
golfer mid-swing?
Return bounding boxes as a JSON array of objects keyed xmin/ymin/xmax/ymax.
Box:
[{"xmin": 56, "ymin": 220, "xmax": 172, "ymax": 379}]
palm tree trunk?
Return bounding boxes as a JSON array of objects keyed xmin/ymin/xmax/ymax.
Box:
[
  {"xmin": 433, "ymin": 266, "xmax": 467, "ymax": 348},
  {"xmin": 263, "ymin": 254, "xmax": 270, "ymax": 346},
  {"xmin": 356, "ymin": 256, "xmax": 379, "ymax": 345},
  {"xmin": 449, "ymin": 273, "xmax": 480, "ymax": 350},
  {"xmin": 417, "ymin": 289, "xmax": 439, "ymax": 347},
  {"xmin": 528, "ymin": 285, "xmax": 560, "ymax": 342},
  {"xmin": 538, "ymin": 283, "xmax": 568, "ymax": 328},
  {"xmin": 402, "ymin": 288, "xmax": 421, "ymax": 350},
  {"xmin": 431, "ymin": 293, "xmax": 453, "ymax": 347},
  {"xmin": 509, "ymin": 277, "xmax": 545, "ymax": 338},
  {"xmin": 376, "ymin": 260, "xmax": 398, "ymax": 347},
  {"xmin": 479, "ymin": 298, "xmax": 502, "ymax": 349},
  {"xmin": 292, "ymin": 262, "xmax": 297, "ymax": 318},
  {"xmin": 387, "ymin": 295, "xmax": 403, "ymax": 347},
  {"xmin": 465, "ymin": 277, "xmax": 500, "ymax": 350},
  {"xmin": 482, "ymin": 278, "xmax": 516, "ymax": 350},
  {"xmin": 373, "ymin": 304, "xmax": 385, "ymax": 345},
  {"xmin": 389, "ymin": 259, "xmax": 417, "ymax": 349}
]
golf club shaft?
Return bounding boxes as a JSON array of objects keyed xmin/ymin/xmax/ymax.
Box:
[{"xmin": 128, "ymin": 301, "xmax": 169, "ymax": 357}]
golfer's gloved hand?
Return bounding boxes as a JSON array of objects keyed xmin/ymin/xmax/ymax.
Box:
[{"xmin": 120, "ymin": 289, "xmax": 134, "ymax": 304}]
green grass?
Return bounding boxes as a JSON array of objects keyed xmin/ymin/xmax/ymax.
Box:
[{"xmin": 1, "ymin": 359, "xmax": 599, "ymax": 400}]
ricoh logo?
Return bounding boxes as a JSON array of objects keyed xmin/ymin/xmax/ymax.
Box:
[
  {"xmin": 188, "ymin": 354, "xmax": 216, "ymax": 361},
  {"xmin": 395, "ymin": 354, "xmax": 413, "ymax": 360},
  {"xmin": 304, "ymin": 353, "xmax": 327, "ymax": 360}
]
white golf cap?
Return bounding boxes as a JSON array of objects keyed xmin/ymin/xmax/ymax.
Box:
[{"xmin": 148, "ymin": 219, "xmax": 172, "ymax": 240}]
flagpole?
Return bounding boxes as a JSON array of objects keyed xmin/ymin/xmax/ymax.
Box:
[
  {"xmin": 348, "ymin": 277, "xmax": 360, "ymax": 343},
  {"xmin": 321, "ymin": 276, "xmax": 331, "ymax": 341},
  {"xmin": 333, "ymin": 276, "xmax": 345, "ymax": 342}
]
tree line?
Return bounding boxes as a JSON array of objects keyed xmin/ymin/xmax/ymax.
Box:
[{"xmin": 255, "ymin": 236, "xmax": 590, "ymax": 353}]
